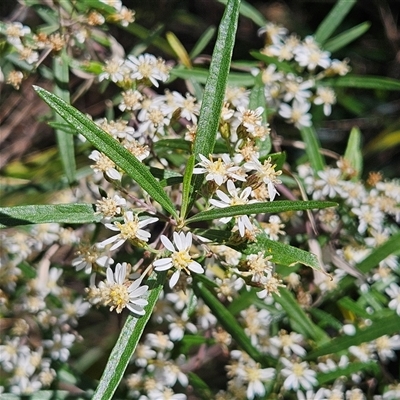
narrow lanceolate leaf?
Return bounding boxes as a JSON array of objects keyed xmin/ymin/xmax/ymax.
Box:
[
  {"xmin": 323, "ymin": 22, "xmax": 371, "ymax": 53},
  {"xmin": 53, "ymin": 49, "xmax": 76, "ymax": 184},
  {"xmin": 319, "ymin": 75, "xmax": 400, "ymax": 91},
  {"xmin": 314, "ymin": 0, "xmax": 357, "ymax": 44},
  {"xmin": 189, "ymin": 26, "xmax": 216, "ymax": 59},
  {"xmin": 92, "ymin": 272, "xmax": 166, "ymax": 400},
  {"xmin": 0, "ymin": 204, "xmax": 101, "ymax": 228},
  {"xmin": 193, "ymin": 276, "xmax": 275, "ymax": 367},
  {"xmin": 246, "ymin": 234, "xmax": 325, "ymax": 272},
  {"xmin": 33, "ymin": 86, "xmax": 177, "ymax": 218},
  {"xmin": 317, "ymin": 361, "xmax": 379, "ymax": 385},
  {"xmin": 299, "ymin": 126, "xmax": 326, "ymax": 173},
  {"xmin": 186, "ymin": 200, "xmax": 337, "ymax": 224},
  {"xmin": 181, "ymin": 155, "xmax": 195, "ymax": 219},
  {"xmin": 344, "ymin": 127, "xmax": 363, "ymax": 178},
  {"xmin": 356, "ymin": 231, "xmax": 400, "ymax": 274},
  {"xmin": 306, "ymin": 314, "xmax": 400, "ymax": 360},
  {"xmin": 190, "ymin": 0, "xmax": 241, "ymax": 200},
  {"xmin": 274, "ymin": 289, "xmax": 329, "ymax": 344},
  {"xmin": 218, "ymin": 0, "xmax": 266, "ymax": 27}
]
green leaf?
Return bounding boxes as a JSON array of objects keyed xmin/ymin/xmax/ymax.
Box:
[
  {"xmin": 343, "ymin": 127, "xmax": 363, "ymax": 178},
  {"xmin": 92, "ymin": 272, "xmax": 166, "ymax": 400},
  {"xmin": 250, "ymin": 51, "xmax": 296, "ymax": 74},
  {"xmin": 188, "ymin": 372, "xmax": 214, "ymax": 399},
  {"xmin": 218, "ymin": 0, "xmax": 266, "ymax": 27},
  {"xmin": 193, "ymin": 276, "xmax": 275, "ymax": 366},
  {"xmin": 308, "ymin": 308, "xmax": 343, "ymax": 331},
  {"xmin": 186, "ymin": 200, "xmax": 337, "ymax": 224},
  {"xmin": 356, "ymin": 230, "xmax": 400, "ymax": 274},
  {"xmin": 0, "ymin": 204, "xmax": 101, "ymax": 228},
  {"xmin": 324, "ymin": 22, "xmax": 371, "ymax": 53},
  {"xmin": 314, "ymin": 0, "xmax": 357, "ymax": 44},
  {"xmin": 320, "ymin": 75, "xmax": 400, "ymax": 91},
  {"xmin": 317, "ymin": 361, "xmax": 379, "ymax": 385},
  {"xmin": 170, "ymin": 67, "xmax": 255, "ymax": 87},
  {"xmin": 246, "ymin": 233, "xmax": 325, "ymax": 272},
  {"xmin": 33, "ymin": 86, "xmax": 178, "ymax": 218},
  {"xmin": 181, "ymin": 155, "xmax": 195, "ymax": 219},
  {"xmin": 249, "ymin": 74, "xmax": 272, "ymax": 156},
  {"xmin": 274, "ymin": 288, "xmax": 329, "ymax": 344},
  {"xmin": 53, "ymin": 49, "xmax": 76, "ymax": 184},
  {"xmin": 190, "ymin": 0, "xmax": 241, "ymax": 204},
  {"xmin": 299, "ymin": 126, "xmax": 326, "ymax": 173},
  {"xmin": 306, "ymin": 314, "xmax": 400, "ymax": 360},
  {"xmin": 189, "ymin": 26, "xmax": 217, "ymax": 59},
  {"xmin": 194, "ymin": 0, "xmax": 240, "ymax": 160}
]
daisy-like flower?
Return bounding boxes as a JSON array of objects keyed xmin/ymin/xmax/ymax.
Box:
[
  {"xmin": 244, "ymin": 156, "xmax": 282, "ymax": 201},
  {"xmin": 153, "ymin": 232, "xmax": 204, "ymax": 289},
  {"xmin": 89, "ymin": 150, "xmax": 122, "ymax": 181},
  {"xmin": 98, "ymin": 211, "xmax": 158, "ymax": 251},
  {"xmin": 100, "ymin": 263, "xmax": 149, "ymax": 315},
  {"xmin": 210, "ymin": 180, "xmax": 255, "ymax": 236},
  {"xmin": 385, "ymin": 283, "xmax": 400, "ymax": 316},
  {"xmin": 72, "ymin": 243, "xmax": 114, "ymax": 274},
  {"xmin": 98, "ymin": 58, "xmax": 126, "ymax": 83},
  {"xmin": 278, "ymin": 100, "xmax": 312, "ymax": 128},
  {"xmin": 314, "ymin": 86, "xmax": 336, "ymax": 116},
  {"xmin": 236, "ymin": 106, "xmax": 264, "ymax": 134},
  {"xmin": 126, "ymin": 53, "xmax": 164, "ymax": 87},
  {"xmin": 351, "ymin": 204, "xmax": 385, "ymax": 234},
  {"xmin": 280, "ymin": 358, "xmax": 317, "ymax": 391},
  {"xmin": 193, "ymin": 154, "xmax": 245, "ymax": 186}
]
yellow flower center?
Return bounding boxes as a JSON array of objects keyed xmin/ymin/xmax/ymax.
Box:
[
  {"xmin": 116, "ymin": 218, "xmax": 139, "ymax": 240},
  {"xmin": 108, "ymin": 284, "xmax": 129, "ymax": 313},
  {"xmin": 172, "ymin": 250, "xmax": 191, "ymax": 269}
]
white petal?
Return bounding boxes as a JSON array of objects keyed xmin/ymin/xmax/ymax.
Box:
[
  {"xmin": 188, "ymin": 261, "xmax": 204, "ymax": 274},
  {"xmin": 139, "ymin": 217, "xmax": 158, "ymax": 227},
  {"xmin": 169, "ymin": 269, "xmax": 180, "ymax": 288},
  {"xmin": 106, "ymin": 168, "xmax": 122, "ymax": 181},
  {"xmin": 153, "ymin": 258, "xmax": 173, "ymax": 271},
  {"xmin": 160, "ymin": 235, "xmax": 175, "ymax": 252},
  {"xmin": 109, "ymin": 238, "xmax": 126, "ymax": 251}
]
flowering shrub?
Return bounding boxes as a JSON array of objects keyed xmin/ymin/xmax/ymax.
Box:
[{"xmin": 1, "ymin": 0, "xmax": 400, "ymax": 399}]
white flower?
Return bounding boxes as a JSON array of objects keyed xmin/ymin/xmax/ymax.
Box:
[
  {"xmin": 193, "ymin": 153, "xmax": 245, "ymax": 186},
  {"xmin": 280, "ymin": 358, "xmax": 317, "ymax": 391},
  {"xmin": 98, "ymin": 211, "xmax": 158, "ymax": 250},
  {"xmin": 351, "ymin": 205, "xmax": 385, "ymax": 234},
  {"xmin": 244, "ymin": 156, "xmax": 282, "ymax": 201},
  {"xmin": 153, "ymin": 232, "xmax": 204, "ymax": 288},
  {"xmin": 386, "ymin": 283, "xmax": 400, "ymax": 316},
  {"xmin": 210, "ymin": 180, "xmax": 255, "ymax": 236},
  {"xmin": 102, "ymin": 262, "xmax": 149, "ymax": 315},
  {"xmin": 375, "ymin": 335, "xmax": 400, "ymax": 362},
  {"xmin": 314, "ymin": 168, "xmax": 342, "ymax": 198},
  {"xmin": 98, "ymin": 58, "xmax": 126, "ymax": 82},
  {"xmin": 282, "ymin": 74, "xmax": 313, "ymax": 103},
  {"xmin": 314, "ymin": 86, "xmax": 336, "ymax": 116},
  {"xmin": 278, "ymin": 100, "xmax": 312, "ymax": 128},
  {"xmin": 126, "ymin": 53, "xmax": 165, "ymax": 87},
  {"xmin": 43, "ymin": 332, "xmax": 76, "ymax": 362},
  {"xmin": 89, "ymin": 150, "xmax": 122, "ymax": 181}
]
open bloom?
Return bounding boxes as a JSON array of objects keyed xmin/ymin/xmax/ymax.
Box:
[
  {"xmin": 100, "ymin": 263, "xmax": 149, "ymax": 315},
  {"xmin": 98, "ymin": 211, "xmax": 158, "ymax": 250},
  {"xmin": 153, "ymin": 232, "xmax": 204, "ymax": 288},
  {"xmin": 210, "ymin": 180, "xmax": 255, "ymax": 236},
  {"xmin": 193, "ymin": 154, "xmax": 245, "ymax": 186}
]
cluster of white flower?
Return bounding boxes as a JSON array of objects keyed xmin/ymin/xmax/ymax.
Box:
[
  {"xmin": 2, "ymin": 5, "xmax": 400, "ymax": 398},
  {"xmin": 256, "ymin": 22, "xmax": 351, "ymax": 128},
  {"xmin": 0, "ymin": 0, "xmax": 135, "ymax": 90},
  {"xmin": 0, "ymin": 222, "xmax": 90, "ymax": 394}
]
